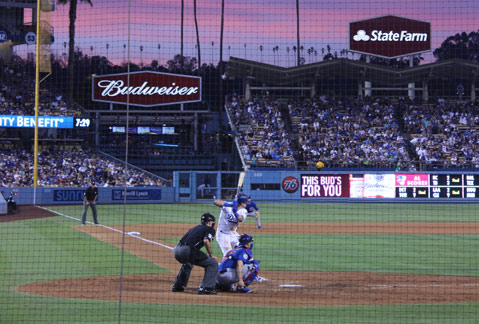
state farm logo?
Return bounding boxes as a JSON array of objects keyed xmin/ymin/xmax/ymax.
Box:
[
  {"xmin": 353, "ymin": 30, "xmax": 370, "ymax": 41},
  {"xmin": 349, "ymin": 15, "xmax": 431, "ymax": 58},
  {"xmin": 353, "ymin": 29, "xmax": 428, "ymax": 42},
  {"xmin": 282, "ymin": 176, "xmax": 299, "ymax": 194},
  {"xmin": 92, "ymin": 71, "xmax": 202, "ymax": 107}
]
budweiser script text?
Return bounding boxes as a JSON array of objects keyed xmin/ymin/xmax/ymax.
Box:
[{"xmin": 97, "ymin": 80, "xmax": 199, "ymax": 97}]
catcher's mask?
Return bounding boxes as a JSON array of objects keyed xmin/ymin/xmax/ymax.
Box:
[
  {"xmin": 238, "ymin": 233, "xmax": 254, "ymax": 249},
  {"xmin": 201, "ymin": 213, "xmax": 216, "ymax": 227}
]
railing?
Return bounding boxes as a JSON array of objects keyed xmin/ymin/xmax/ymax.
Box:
[
  {"xmin": 295, "ymin": 160, "xmax": 479, "ymax": 171},
  {"xmin": 224, "ymin": 98, "xmax": 248, "ymax": 170},
  {"xmin": 96, "ymin": 150, "xmax": 172, "ymax": 186}
]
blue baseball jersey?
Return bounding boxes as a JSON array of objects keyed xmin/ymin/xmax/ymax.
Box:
[
  {"xmin": 218, "ymin": 247, "xmax": 254, "ymax": 271},
  {"xmin": 231, "ymin": 199, "xmax": 239, "ymax": 213},
  {"xmin": 245, "ymin": 201, "xmax": 259, "ymax": 213},
  {"xmin": 232, "ymin": 198, "xmax": 258, "ymax": 214}
]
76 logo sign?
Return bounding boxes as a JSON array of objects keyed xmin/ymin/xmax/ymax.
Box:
[{"xmin": 282, "ymin": 176, "xmax": 299, "ymax": 194}]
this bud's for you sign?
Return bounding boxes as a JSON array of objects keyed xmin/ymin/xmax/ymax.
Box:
[
  {"xmin": 301, "ymin": 174, "xmax": 350, "ymax": 198},
  {"xmin": 92, "ymin": 71, "xmax": 201, "ymax": 107}
]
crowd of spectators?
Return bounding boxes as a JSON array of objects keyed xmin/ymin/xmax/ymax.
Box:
[
  {"xmin": 291, "ymin": 97, "xmax": 411, "ymax": 169},
  {"xmin": 404, "ymin": 101, "xmax": 479, "ymax": 168},
  {"xmin": 0, "ymin": 148, "xmax": 166, "ymax": 187},
  {"xmin": 229, "ymin": 94, "xmax": 479, "ymax": 170},
  {"xmin": 0, "ymin": 61, "xmax": 80, "ymax": 117},
  {"xmin": 227, "ymin": 95, "xmax": 295, "ymax": 168},
  {"xmin": 288, "ymin": 98, "xmax": 409, "ymax": 167}
]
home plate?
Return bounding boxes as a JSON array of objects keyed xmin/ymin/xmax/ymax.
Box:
[
  {"xmin": 280, "ymin": 284, "xmax": 304, "ymax": 288},
  {"xmin": 127, "ymin": 231, "xmax": 141, "ymax": 236}
]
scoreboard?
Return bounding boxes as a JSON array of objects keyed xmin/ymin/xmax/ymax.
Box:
[
  {"xmin": 395, "ymin": 174, "xmax": 479, "ymax": 199},
  {"xmin": 295, "ymin": 173, "xmax": 479, "ymax": 199}
]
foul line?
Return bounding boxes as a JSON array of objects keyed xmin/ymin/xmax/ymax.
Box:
[
  {"xmin": 38, "ymin": 206, "xmax": 173, "ymax": 250},
  {"xmin": 369, "ymin": 283, "xmax": 479, "ymax": 289},
  {"xmin": 38, "ymin": 206, "xmax": 269, "ymax": 281}
]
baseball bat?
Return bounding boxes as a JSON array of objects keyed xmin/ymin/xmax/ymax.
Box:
[{"xmin": 236, "ymin": 171, "xmax": 245, "ymax": 195}]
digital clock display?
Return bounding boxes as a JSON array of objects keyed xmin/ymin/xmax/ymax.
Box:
[{"xmin": 74, "ymin": 117, "xmax": 91, "ymax": 128}]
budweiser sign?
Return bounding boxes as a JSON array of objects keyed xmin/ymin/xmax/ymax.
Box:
[
  {"xmin": 349, "ymin": 15, "xmax": 431, "ymax": 58},
  {"xmin": 92, "ymin": 71, "xmax": 202, "ymax": 107}
]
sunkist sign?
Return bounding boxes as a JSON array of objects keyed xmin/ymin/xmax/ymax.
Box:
[
  {"xmin": 92, "ymin": 71, "xmax": 202, "ymax": 107},
  {"xmin": 349, "ymin": 15, "xmax": 431, "ymax": 58}
]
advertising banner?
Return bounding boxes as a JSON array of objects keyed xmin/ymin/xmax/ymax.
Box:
[
  {"xmin": 362, "ymin": 174, "xmax": 396, "ymax": 198},
  {"xmin": 300, "ymin": 174, "xmax": 350, "ymax": 198},
  {"xmin": 92, "ymin": 71, "xmax": 202, "ymax": 107},
  {"xmin": 53, "ymin": 189, "xmax": 84, "ymax": 202},
  {"xmin": 0, "ymin": 115, "xmax": 73, "ymax": 128},
  {"xmin": 349, "ymin": 15, "xmax": 431, "ymax": 58},
  {"xmin": 112, "ymin": 189, "xmax": 162, "ymax": 201}
]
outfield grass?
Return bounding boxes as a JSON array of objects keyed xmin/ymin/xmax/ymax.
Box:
[
  {"xmin": 0, "ymin": 202, "xmax": 478, "ymax": 323},
  {"xmin": 49, "ymin": 202, "xmax": 479, "ymax": 224}
]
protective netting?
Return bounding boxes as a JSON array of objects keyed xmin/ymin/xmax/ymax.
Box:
[{"xmin": 1, "ymin": 0, "xmax": 479, "ymax": 323}]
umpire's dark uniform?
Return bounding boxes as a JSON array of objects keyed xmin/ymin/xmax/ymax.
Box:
[{"xmin": 172, "ymin": 213, "xmax": 218, "ymax": 294}]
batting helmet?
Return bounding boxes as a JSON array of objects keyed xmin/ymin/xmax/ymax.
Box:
[
  {"xmin": 201, "ymin": 213, "xmax": 216, "ymax": 226},
  {"xmin": 237, "ymin": 194, "xmax": 248, "ymax": 205},
  {"xmin": 238, "ymin": 233, "xmax": 254, "ymax": 247}
]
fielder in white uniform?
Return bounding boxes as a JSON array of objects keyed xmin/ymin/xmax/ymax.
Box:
[{"xmin": 213, "ymin": 195, "xmax": 248, "ymax": 256}]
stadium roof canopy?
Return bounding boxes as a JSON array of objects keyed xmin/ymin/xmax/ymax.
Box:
[{"xmin": 226, "ymin": 57, "xmax": 479, "ymax": 87}]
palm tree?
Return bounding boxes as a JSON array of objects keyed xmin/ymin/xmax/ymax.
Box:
[
  {"xmin": 180, "ymin": 0, "xmax": 184, "ymax": 69},
  {"xmin": 273, "ymin": 45, "xmax": 279, "ymax": 65},
  {"xmin": 157, "ymin": 44, "xmax": 161, "ymax": 66},
  {"xmin": 193, "ymin": 0, "xmax": 201, "ymax": 68},
  {"xmin": 219, "ymin": 0, "xmax": 225, "ymax": 73},
  {"xmin": 295, "ymin": 0, "xmax": 300, "ymax": 66},
  {"xmin": 307, "ymin": 47, "xmax": 314, "ymax": 63},
  {"xmin": 211, "ymin": 41, "xmax": 215, "ymax": 64},
  {"xmin": 286, "ymin": 47, "xmax": 290, "ymax": 66},
  {"xmin": 259, "ymin": 45, "xmax": 263, "ymax": 62},
  {"xmin": 58, "ymin": 0, "xmax": 93, "ymax": 99}
]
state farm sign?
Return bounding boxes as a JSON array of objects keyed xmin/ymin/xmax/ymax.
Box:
[
  {"xmin": 92, "ymin": 71, "xmax": 201, "ymax": 107},
  {"xmin": 349, "ymin": 15, "xmax": 431, "ymax": 58}
]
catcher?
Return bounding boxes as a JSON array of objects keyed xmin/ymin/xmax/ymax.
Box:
[{"xmin": 216, "ymin": 234, "xmax": 260, "ymax": 293}]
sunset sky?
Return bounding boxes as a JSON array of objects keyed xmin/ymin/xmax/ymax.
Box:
[{"xmin": 16, "ymin": 0, "xmax": 479, "ymax": 66}]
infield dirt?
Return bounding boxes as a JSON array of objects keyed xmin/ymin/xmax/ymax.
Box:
[{"xmin": 17, "ymin": 222, "xmax": 479, "ymax": 306}]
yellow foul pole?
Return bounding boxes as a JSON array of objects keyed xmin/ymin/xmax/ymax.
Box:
[{"xmin": 33, "ymin": 0, "xmax": 41, "ymax": 190}]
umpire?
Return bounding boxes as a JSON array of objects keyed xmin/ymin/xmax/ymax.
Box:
[
  {"xmin": 81, "ymin": 180, "xmax": 99, "ymax": 225},
  {"xmin": 172, "ymin": 213, "xmax": 218, "ymax": 295}
]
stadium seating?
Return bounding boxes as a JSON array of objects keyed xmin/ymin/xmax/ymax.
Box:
[
  {"xmin": 228, "ymin": 94, "xmax": 479, "ymax": 170},
  {"xmin": 0, "ymin": 61, "xmax": 81, "ymax": 117},
  {"xmin": 0, "ymin": 148, "xmax": 166, "ymax": 187},
  {"xmin": 227, "ymin": 95, "xmax": 295, "ymax": 169}
]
